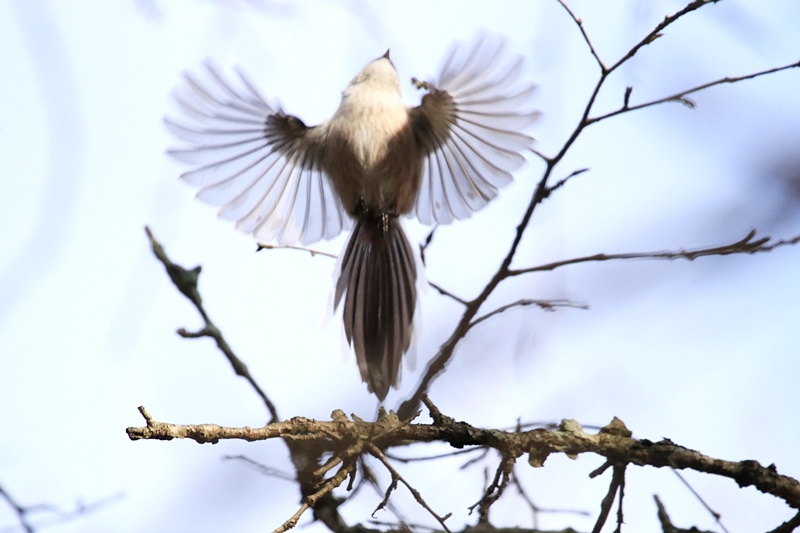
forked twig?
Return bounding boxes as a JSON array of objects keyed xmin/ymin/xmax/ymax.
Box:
[
  {"xmin": 367, "ymin": 443, "xmax": 453, "ymax": 532},
  {"xmin": 146, "ymin": 226, "xmax": 280, "ymax": 423},
  {"xmin": 591, "ymin": 463, "xmax": 626, "ymax": 533},
  {"xmin": 273, "ymin": 461, "xmax": 357, "ymax": 533},
  {"xmin": 589, "ymin": 60, "xmax": 800, "ymax": 124}
]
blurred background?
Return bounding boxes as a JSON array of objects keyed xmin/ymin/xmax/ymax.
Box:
[{"xmin": 1, "ymin": 0, "xmax": 799, "ymax": 531}]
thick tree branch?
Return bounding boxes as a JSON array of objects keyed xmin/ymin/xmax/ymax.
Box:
[{"xmin": 127, "ymin": 406, "xmax": 800, "ymax": 512}]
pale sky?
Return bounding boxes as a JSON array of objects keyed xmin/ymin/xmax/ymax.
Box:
[{"xmin": 1, "ymin": 1, "xmax": 799, "ymax": 532}]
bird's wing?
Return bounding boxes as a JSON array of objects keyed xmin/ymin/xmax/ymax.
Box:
[
  {"xmin": 166, "ymin": 62, "xmax": 350, "ymax": 245},
  {"xmin": 409, "ymin": 34, "xmax": 539, "ymax": 225}
]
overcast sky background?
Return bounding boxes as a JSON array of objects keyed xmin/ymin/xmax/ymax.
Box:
[{"xmin": 1, "ymin": 1, "xmax": 799, "ymax": 532}]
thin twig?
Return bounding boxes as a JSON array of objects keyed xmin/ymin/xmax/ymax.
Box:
[
  {"xmin": 510, "ymin": 468, "xmax": 541, "ymax": 529},
  {"xmin": 0, "ymin": 485, "xmax": 124, "ymax": 533},
  {"xmin": 546, "ymin": 167, "xmax": 590, "ymax": 197},
  {"xmin": 510, "ymin": 468, "xmax": 591, "ymax": 529},
  {"xmin": 607, "ymin": 0, "xmax": 721, "ymax": 74},
  {"xmin": 428, "ymin": 282, "xmax": 469, "ymax": 306},
  {"xmin": 222, "ymin": 455, "xmax": 295, "ymax": 481},
  {"xmin": 654, "ymin": 495, "xmax": 716, "ymax": 533},
  {"xmin": 273, "ymin": 503, "xmax": 310, "ymax": 533},
  {"xmin": 259, "ymin": 231, "xmax": 470, "ymax": 306},
  {"xmin": 0, "ymin": 485, "xmax": 33, "ymax": 533},
  {"xmin": 510, "ymin": 230, "xmax": 800, "ymax": 277},
  {"xmin": 256, "ymin": 242, "xmax": 338, "ymax": 259},
  {"xmin": 367, "ymin": 443, "xmax": 453, "ymax": 533},
  {"xmin": 470, "ymin": 298, "xmax": 589, "ymax": 329},
  {"xmin": 672, "ymin": 469, "xmax": 729, "ymax": 533},
  {"xmin": 384, "ymin": 446, "xmax": 485, "ymax": 463},
  {"xmin": 359, "ymin": 457, "xmax": 409, "ymax": 524},
  {"xmin": 555, "ymin": 0, "xmax": 606, "ymax": 71},
  {"xmin": 368, "ymin": 519, "xmax": 438, "ymax": 532},
  {"xmin": 460, "ymin": 448, "xmax": 492, "ymax": 471},
  {"xmin": 469, "ymin": 455, "xmax": 515, "ymax": 523},
  {"xmin": 615, "ymin": 466, "xmax": 626, "ymax": 532}
]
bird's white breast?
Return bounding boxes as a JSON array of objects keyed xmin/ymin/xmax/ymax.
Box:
[{"xmin": 328, "ymin": 65, "xmax": 409, "ymax": 169}]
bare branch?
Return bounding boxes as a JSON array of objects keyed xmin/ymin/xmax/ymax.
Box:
[
  {"xmin": 368, "ymin": 443, "xmax": 453, "ymax": 532},
  {"xmin": 429, "ymin": 282, "xmax": 469, "ymax": 306},
  {"xmin": 274, "ymin": 461, "xmax": 357, "ymax": 533},
  {"xmin": 146, "ymin": 226, "xmax": 280, "ymax": 424},
  {"xmin": 0, "ymin": 484, "xmax": 34, "ymax": 533},
  {"xmin": 555, "ymin": 0, "xmax": 606, "ymax": 71},
  {"xmin": 510, "ymin": 469, "xmax": 541, "ymax": 529},
  {"xmin": 510, "ymin": 231, "xmax": 800, "ymax": 277},
  {"xmin": 590, "ymin": 464, "xmax": 625, "ymax": 533},
  {"xmin": 384, "ymin": 447, "xmax": 485, "ymax": 464},
  {"xmin": 545, "ymin": 168, "xmax": 590, "ymax": 197},
  {"xmin": 470, "ymin": 455, "xmax": 515, "ymax": 523},
  {"xmin": 257, "ymin": 229, "xmax": 470, "ymax": 307},
  {"xmin": 257, "ymin": 242, "xmax": 338, "ymax": 259},
  {"xmin": 0, "ymin": 484, "xmax": 124, "ymax": 533},
  {"xmin": 222, "ymin": 455, "xmax": 295, "ymax": 482},
  {"xmin": 672, "ymin": 469, "xmax": 729, "ymax": 533},
  {"xmin": 509, "ymin": 469, "xmax": 591, "ymax": 529},
  {"xmin": 607, "ymin": 0, "xmax": 721, "ymax": 74},
  {"xmin": 589, "ymin": 60, "xmax": 800, "ymax": 124},
  {"xmin": 470, "ymin": 299, "xmax": 589, "ymax": 330},
  {"xmin": 654, "ymin": 495, "xmax": 716, "ymax": 533}
]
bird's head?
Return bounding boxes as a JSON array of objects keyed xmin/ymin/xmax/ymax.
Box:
[{"xmin": 344, "ymin": 50, "xmax": 401, "ymax": 99}]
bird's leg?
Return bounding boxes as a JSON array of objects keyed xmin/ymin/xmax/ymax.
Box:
[{"xmin": 411, "ymin": 77, "xmax": 431, "ymax": 90}]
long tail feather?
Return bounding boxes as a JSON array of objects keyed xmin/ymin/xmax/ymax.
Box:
[{"xmin": 335, "ymin": 212, "xmax": 416, "ymax": 400}]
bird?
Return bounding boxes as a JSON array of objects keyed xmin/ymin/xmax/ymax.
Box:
[{"xmin": 165, "ymin": 34, "xmax": 538, "ymax": 400}]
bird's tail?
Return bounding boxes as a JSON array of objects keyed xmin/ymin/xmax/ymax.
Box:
[{"xmin": 334, "ymin": 210, "xmax": 417, "ymax": 400}]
